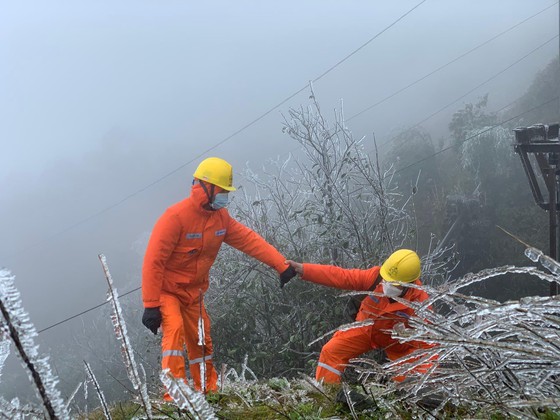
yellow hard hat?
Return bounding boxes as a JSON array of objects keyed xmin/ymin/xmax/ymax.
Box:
[
  {"xmin": 379, "ymin": 249, "xmax": 421, "ymax": 283},
  {"xmin": 193, "ymin": 157, "xmax": 236, "ymax": 191}
]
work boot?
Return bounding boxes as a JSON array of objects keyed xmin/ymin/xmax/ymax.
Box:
[{"xmin": 336, "ymin": 388, "xmax": 375, "ymax": 411}]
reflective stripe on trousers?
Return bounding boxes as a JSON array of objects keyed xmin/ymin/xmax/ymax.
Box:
[
  {"xmin": 317, "ymin": 362, "xmax": 342, "ymax": 376},
  {"xmin": 189, "ymin": 354, "xmax": 213, "ymax": 365},
  {"xmin": 162, "ymin": 349, "xmax": 187, "ymax": 358},
  {"xmin": 160, "ymin": 293, "xmax": 218, "ymax": 392}
]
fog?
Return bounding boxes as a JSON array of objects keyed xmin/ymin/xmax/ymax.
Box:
[{"xmin": 0, "ymin": 0, "xmax": 558, "ymax": 402}]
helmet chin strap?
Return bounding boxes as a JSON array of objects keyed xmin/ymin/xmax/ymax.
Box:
[{"xmin": 197, "ymin": 180, "xmax": 216, "ymax": 209}]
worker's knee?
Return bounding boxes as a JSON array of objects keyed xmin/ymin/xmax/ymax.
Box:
[{"xmin": 319, "ymin": 342, "xmax": 344, "ymax": 367}]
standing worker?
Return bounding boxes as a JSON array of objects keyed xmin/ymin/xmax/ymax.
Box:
[
  {"xmin": 142, "ymin": 157, "xmax": 297, "ymax": 398},
  {"xmin": 286, "ymin": 249, "xmax": 436, "ymax": 384}
]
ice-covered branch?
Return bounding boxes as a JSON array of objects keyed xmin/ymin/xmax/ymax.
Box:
[
  {"xmin": 0, "ymin": 268, "xmax": 69, "ymax": 419},
  {"xmin": 0, "ymin": 397, "xmax": 43, "ymax": 420},
  {"xmin": 98, "ymin": 254, "xmax": 152, "ymax": 418},
  {"xmin": 64, "ymin": 381, "xmax": 83, "ymax": 415},
  {"xmin": 197, "ymin": 291, "xmax": 206, "ymax": 393},
  {"xmin": 360, "ymin": 263, "xmax": 560, "ymax": 417},
  {"xmin": 84, "ymin": 360, "xmax": 111, "ymax": 420},
  {"xmin": 160, "ymin": 369, "xmax": 216, "ymax": 419}
]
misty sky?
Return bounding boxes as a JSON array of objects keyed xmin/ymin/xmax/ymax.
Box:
[{"xmin": 0, "ymin": 0, "xmax": 558, "ymax": 390}]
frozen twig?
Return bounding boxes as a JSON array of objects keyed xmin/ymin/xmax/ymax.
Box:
[
  {"xmin": 98, "ymin": 254, "xmax": 153, "ymax": 418},
  {"xmin": 0, "ymin": 268, "xmax": 69, "ymax": 419},
  {"xmin": 159, "ymin": 369, "xmax": 216, "ymax": 419},
  {"xmin": 84, "ymin": 360, "xmax": 111, "ymax": 420}
]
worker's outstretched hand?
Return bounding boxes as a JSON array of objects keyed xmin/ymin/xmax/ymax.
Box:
[
  {"xmin": 279, "ymin": 265, "xmax": 298, "ymax": 288},
  {"xmin": 142, "ymin": 307, "xmax": 162, "ymax": 334},
  {"xmin": 286, "ymin": 260, "xmax": 303, "ymax": 275}
]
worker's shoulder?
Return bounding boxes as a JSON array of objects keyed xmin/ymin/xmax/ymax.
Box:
[
  {"xmin": 163, "ymin": 198, "xmax": 192, "ymax": 216},
  {"xmin": 410, "ymin": 281, "xmax": 430, "ymax": 301}
]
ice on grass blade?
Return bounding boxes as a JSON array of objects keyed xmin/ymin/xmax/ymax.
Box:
[
  {"xmin": 98, "ymin": 254, "xmax": 153, "ymax": 419},
  {"xmin": 83, "ymin": 375, "xmax": 89, "ymax": 418},
  {"xmin": 340, "ymin": 382, "xmax": 358, "ymax": 419},
  {"xmin": 84, "ymin": 360, "xmax": 111, "ymax": 420},
  {"xmin": 138, "ymin": 363, "xmax": 151, "ymax": 416},
  {"xmin": 0, "ymin": 268, "xmax": 70, "ymax": 420},
  {"xmin": 64, "ymin": 381, "xmax": 83, "ymax": 415},
  {"xmin": 160, "ymin": 369, "xmax": 216, "ymax": 420}
]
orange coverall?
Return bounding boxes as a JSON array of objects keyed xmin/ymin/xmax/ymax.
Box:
[
  {"xmin": 142, "ymin": 184, "xmax": 287, "ymax": 392},
  {"xmin": 301, "ymin": 263, "xmax": 434, "ymax": 383}
]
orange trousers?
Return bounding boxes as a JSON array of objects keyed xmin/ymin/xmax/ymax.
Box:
[
  {"xmin": 160, "ymin": 293, "xmax": 218, "ymax": 393},
  {"xmin": 316, "ymin": 326, "xmax": 433, "ymax": 383}
]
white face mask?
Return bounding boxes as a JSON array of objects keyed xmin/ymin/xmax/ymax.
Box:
[
  {"xmin": 210, "ymin": 192, "xmax": 229, "ymax": 210},
  {"xmin": 382, "ymin": 282, "xmax": 403, "ymax": 298}
]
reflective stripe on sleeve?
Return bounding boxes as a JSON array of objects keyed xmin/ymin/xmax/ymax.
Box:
[
  {"xmin": 317, "ymin": 362, "xmax": 342, "ymax": 376},
  {"xmin": 189, "ymin": 354, "xmax": 213, "ymax": 365},
  {"xmin": 162, "ymin": 350, "xmax": 186, "ymax": 358}
]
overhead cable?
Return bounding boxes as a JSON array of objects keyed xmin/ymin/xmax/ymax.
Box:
[
  {"xmin": 347, "ymin": 1, "xmax": 558, "ymax": 122},
  {"xmin": 6, "ymin": 0, "xmax": 427, "ymax": 260},
  {"xmin": 36, "ymin": 95, "xmax": 560, "ymax": 335},
  {"xmin": 377, "ymin": 33, "xmax": 558, "ymax": 154}
]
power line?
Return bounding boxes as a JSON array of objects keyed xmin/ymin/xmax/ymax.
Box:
[
  {"xmin": 37, "ymin": 286, "xmax": 140, "ymax": 334},
  {"xmin": 5, "ymin": 0, "xmax": 427, "ymax": 260},
  {"xmin": 347, "ymin": 1, "xmax": 558, "ymax": 122},
  {"xmin": 36, "ymin": 96, "xmax": 560, "ymax": 336},
  {"xmin": 27, "ymin": 3, "xmax": 560, "ymax": 335},
  {"xmin": 281, "ymin": 3, "xmax": 558, "ymax": 158},
  {"xmin": 20, "ymin": 20, "xmax": 556, "ymax": 259},
  {"xmin": 377, "ymin": 33, "xmax": 558, "ymax": 154},
  {"xmin": 310, "ymin": 0, "xmax": 427, "ymax": 83}
]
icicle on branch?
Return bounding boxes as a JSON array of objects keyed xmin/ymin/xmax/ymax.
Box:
[
  {"xmin": 83, "ymin": 375, "xmax": 88, "ymax": 418},
  {"xmin": 0, "ymin": 397, "xmax": 43, "ymax": 420},
  {"xmin": 83, "ymin": 360, "xmax": 111, "ymax": 420},
  {"xmin": 64, "ymin": 381, "xmax": 83, "ymax": 415},
  {"xmin": 308, "ymin": 319, "xmax": 375, "ymax": 347},
  {"xmin": 524, "ymin": 246, "xmax": 560, "ymax": 276},
  {"xmin": 97, "ymin": 254, "xmax": 153, "ymax": 418},
  {"xmin": 197, "ymin": 289, "xmax": 206, "ymax": 393},
  {"xmin": 239, "ymin": 354, "xmax": 257, "ymax": 381},
  {"xmin": 0, "ymin": 268, "xmax": 69, "ymax": 419},
  {"xmin": 160, "ymin": 369, "xmax": 216, "ymax": 419}
]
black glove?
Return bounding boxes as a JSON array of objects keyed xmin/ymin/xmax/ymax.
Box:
[
  {"xmin": 142, "ymin": 307, "xmax": 162, "ymax": 335},
  {"xmin": 279, "ymin": 266, "xmax": 297, "ymax": 288}
]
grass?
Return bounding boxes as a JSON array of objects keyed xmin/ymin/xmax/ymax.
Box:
[{"xmin": 79, "ymin": 378, "xmax": 560, "ymax": 419}]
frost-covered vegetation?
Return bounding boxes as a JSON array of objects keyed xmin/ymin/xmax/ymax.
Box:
[
  {"xmin": 2, "ymin": 258, "xmax": 559, "ymax": 418},
  {"xmin": 2, "ymin": 60, "xmax": 560, "ymax": 418}
]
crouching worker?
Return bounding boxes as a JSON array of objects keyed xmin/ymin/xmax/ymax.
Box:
[
  {"xmin": 286, "ymin": 249, "xmax": 436, "ymax": 384},
  {"xmin": 142, "ymin": 157, "xmax": 297, "ymax": 400}
]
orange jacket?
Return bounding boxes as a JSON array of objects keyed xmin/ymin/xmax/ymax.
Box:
[
  {"xmin": 142, "ymin": 184, "xmax": 287, "ymax": 308},
  {"xmin": 302, "ymin": 263, "xmax": 431, "ymax": 349}
]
